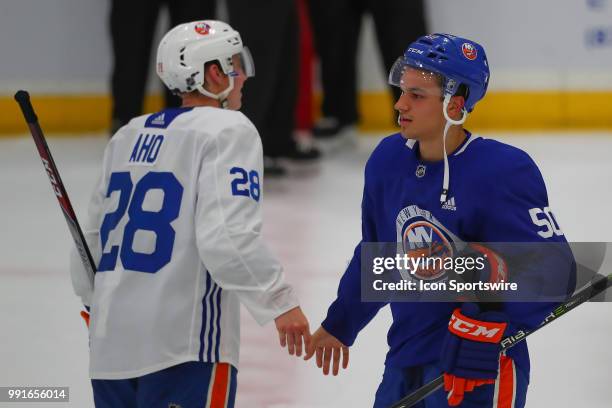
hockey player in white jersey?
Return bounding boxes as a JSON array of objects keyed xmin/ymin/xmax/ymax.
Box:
[{"xmin": 70, "ymin": 20, "xmax": 310, "ymax": 408}]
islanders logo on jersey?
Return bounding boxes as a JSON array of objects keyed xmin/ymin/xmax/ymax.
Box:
[
  {"xmin": 461, "ymin": 43, "xmax": 478, "ymax": 60},
  {"xmin": 396, "ymin": 205, "xmax": 461, "ymax": 281},
  {"xmin": 194, "ymin": 22, "xmax": 212, "ymax": 35}
]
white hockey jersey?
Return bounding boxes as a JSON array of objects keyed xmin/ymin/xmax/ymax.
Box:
[{"xmin": 70, "ymin": 106, "xmax": 299, "ymax": 379}]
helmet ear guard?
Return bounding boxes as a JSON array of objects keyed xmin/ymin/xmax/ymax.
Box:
[
  {"xmin": 196, "ymin": 74, "xmax": 235, "ymax": 109},
  {"xmin": 443, "ymin": 94, "xmax": 468, "ymax": 126}
]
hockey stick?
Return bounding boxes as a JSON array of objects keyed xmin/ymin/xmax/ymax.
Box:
[
  {"xmin": 14, "ymin": 90, "xmax": 97, "ymax": 284},
  {"xmin": 389, "ymin": 272, "xmax": 612, "ymax": 408}
]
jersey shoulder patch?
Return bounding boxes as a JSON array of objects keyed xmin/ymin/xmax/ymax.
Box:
[{"xmin": 144, "ymin": 107, "xmax": 194, "ymax": 129}]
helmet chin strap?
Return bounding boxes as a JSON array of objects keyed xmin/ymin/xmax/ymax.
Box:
[
  {"xmin": 195, "ymin": 75, "xmax": 235, "ymax": 109},
  {"xmin": 440, "ymin": 94, "xmax": 468, "ymax": 204}
]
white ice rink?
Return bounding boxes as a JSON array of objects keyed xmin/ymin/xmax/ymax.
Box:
[{"xmin": 1, "ymin": 131, "xmax": 611, "ymax": 407}]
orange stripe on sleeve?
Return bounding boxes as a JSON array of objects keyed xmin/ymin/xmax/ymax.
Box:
[
  {"xmin": 496, "ymin": 355, "xmax": 516, "ymax": 408},
  {"xmin": 209, "ymin": 363, "xmax": 230, "ymax": 408}
]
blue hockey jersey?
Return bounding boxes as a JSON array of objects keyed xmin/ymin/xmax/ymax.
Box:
[{"xmin": 321, "ymin": 132, "xmax": 575, "ymax": 378}]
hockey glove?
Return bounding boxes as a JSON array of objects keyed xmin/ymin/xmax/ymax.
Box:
[{"xmin": 439, "ymin": 303, "xmax": 510, "ymax": 406}]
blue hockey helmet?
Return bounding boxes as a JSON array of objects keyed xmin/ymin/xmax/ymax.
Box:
[{"xmin": 389, "ymin": 34, "xmax": 490, "ymax": 113}]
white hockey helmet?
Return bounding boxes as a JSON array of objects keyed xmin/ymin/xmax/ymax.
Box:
[{"xmin": 156, "ymin": 20, "xmax": 254, "ymax": 105}]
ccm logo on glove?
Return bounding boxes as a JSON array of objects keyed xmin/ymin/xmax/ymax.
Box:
[{"xmin": 448, "ymin": 309, "xmax": 507, "ymax": 343}]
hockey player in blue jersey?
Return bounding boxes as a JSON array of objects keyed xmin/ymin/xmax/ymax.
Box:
[{"xmin": 304, "ymin": 34, "xmax": 575, "ymax": 407}]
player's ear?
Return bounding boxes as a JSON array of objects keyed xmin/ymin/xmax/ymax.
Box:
[
  {"xmin": 203, "ymin": 63, "xmax": 226, "ymax": 90},
  {"xmin": 449, "ymin": 95, "xmax": 466, "ymax": 118}
]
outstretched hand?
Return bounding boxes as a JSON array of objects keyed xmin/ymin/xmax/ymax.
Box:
[
  {"xmin": 304, "ymin": 326, "xmax": 349, "ymax": 376},
  {"xmin": 274, "ymin": 306, "xmax": 311, "ymax": 357}
]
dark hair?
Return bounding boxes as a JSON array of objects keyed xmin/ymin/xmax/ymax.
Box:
[
  {"xmin": 204, "ymin": 60, "xmax": 222, "ymax": 71},
  {"xmin": 454, "ymin": 83, "xmax": 469, "ymax": 100}
]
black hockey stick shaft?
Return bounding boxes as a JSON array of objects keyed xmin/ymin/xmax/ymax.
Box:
[
  {"xmin": 389, "ymin": 273, "xmax": 612, "ymax": 408},
  {"xmin": 14, "ymin": 90, "xmax": 97, "ymax": 279}
]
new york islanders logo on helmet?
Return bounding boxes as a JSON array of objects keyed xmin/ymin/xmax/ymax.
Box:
[
  {"xmin": 194, "ymin": 22, "xmax": 211, "ymax": 35},
  {"xmin": 461, "ymin": 43, "xmax": 478, "ymax": 60}
]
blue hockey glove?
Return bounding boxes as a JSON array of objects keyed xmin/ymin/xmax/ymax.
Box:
[{"xmin": 439, "ymin": 303, "xmax": 510, "ymax": 406}]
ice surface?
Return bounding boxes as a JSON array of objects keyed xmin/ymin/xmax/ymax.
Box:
[{"xmin": 1, "ymin": 131, "xmax": 610, "ymax": 407}]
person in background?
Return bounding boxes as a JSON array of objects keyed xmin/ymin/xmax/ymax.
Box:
[
  {"xmin": 227, "ymin": 0, "xmax": 321, "ymax": 176},
  {"xmin": 308, "ymin": 0, "xmax": 427, "ymax": 139},
  {"xmin": 109, "ymin": 0, "xmax": 216, "ymax": 135}
]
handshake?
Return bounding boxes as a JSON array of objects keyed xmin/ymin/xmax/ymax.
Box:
[{"xmin": 274, "ymin": 307, "xmax": 350, "ymax": 376}]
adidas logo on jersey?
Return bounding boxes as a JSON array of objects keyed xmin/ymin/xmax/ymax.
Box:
[
  {"xmin": 151, "ymin": 113, "xmax": 165, "ymax": 126},
  {"xmin": 441, "ymin": 197, "xmax": 457, "ymax": 211}
]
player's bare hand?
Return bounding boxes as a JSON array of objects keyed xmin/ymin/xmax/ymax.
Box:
[
  {"xmin": 274, "ymin": 306, "xmax": 311, "ymax": 357},
  {"xmin": 304, "ymin": 326, "xmax": 349, "ymax": 376}
]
